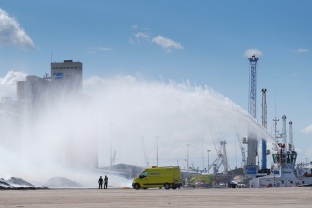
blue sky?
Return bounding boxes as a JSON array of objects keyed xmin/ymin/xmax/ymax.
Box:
[{"xmin": 1, "ymin": 1, "xmax": 312, "ymax": 169}]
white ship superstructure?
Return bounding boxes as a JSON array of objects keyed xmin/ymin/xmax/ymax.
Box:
[{"xmin": 249, "ymin": 117, "xmax": 312, "ymax": 188}]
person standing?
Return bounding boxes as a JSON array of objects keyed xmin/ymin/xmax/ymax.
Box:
[
  {"xmin": 104, "ymin": 175, "xmax": 108, "ymax": 189},
  {"xmin": 98, "ymin": 176, "xmax": 103, "ymax": 189}
]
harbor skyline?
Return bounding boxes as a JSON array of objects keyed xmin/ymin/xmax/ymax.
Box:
[{"xmin": 1, "ymin": 1, "xmax": 312, "ymax": 174}]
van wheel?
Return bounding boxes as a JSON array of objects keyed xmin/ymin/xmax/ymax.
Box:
[
  {"xmin": 134, "ymin": 183, "xmax": 140, "ymax": 190},
  {"xmin": 164, "ymin": 183, "xmax": 170, "ymax": 190}
]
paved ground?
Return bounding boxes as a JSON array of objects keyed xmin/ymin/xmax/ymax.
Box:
[{"xmin": 1, "ymin": 187, "xmax": 312, "ymax": 208}]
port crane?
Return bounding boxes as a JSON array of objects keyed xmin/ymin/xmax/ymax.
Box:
[
  {"xmin": 236, "ymin": 133, "xmax": 246, "ymax": 168},
  {"xmin": 207, "ymin": 136, "xmax": 229, "ymax": 174}
]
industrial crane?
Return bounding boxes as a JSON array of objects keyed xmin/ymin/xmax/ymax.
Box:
[
  {"xmin": 207, "ymin": 136, "xmax": 229, "ymax": 174},
  {"xmin": 261, "ymin": 88, "xmax": 267, "ymax": 169},
  {"xmin": 246, "ymin": 55, "xmax": 258, "ymax": 168},
  {"xmin": 236, "ymin": 133, "xmax": 246, "ymax": 168}
]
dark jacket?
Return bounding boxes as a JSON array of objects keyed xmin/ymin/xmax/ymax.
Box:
[{"xmin": 98, "ymin": 177, "xmax": 103, "ymax": 184}]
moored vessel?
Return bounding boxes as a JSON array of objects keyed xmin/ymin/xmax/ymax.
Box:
[{"xmin": 249, "ymin": 143, "xmax": 312, "ymax": 187}]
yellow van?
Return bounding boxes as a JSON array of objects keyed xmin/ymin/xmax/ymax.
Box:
[
  {"xmin": 188, "ymin": 174, "xmax": 211, "ymax": 188},
  {"xmin": 132, "ymin": 166, "xmax": 182, "ymax": 190}
]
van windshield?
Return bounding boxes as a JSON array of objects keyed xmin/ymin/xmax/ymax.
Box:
[{"xmin": 139, "ymin": 171, "xmax": 147, "ymax": 179}]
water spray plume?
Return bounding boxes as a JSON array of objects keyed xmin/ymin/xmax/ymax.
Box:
[{"xmin": 1, "ymin": 73, "xmax": 275, "ymax": 187}]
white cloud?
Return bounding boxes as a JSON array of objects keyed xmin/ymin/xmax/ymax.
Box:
[
  {"xmin": 135, "ymin": 32, "xmax": 149, "ymax": 39},
  {"xmin": 98, "ymin": 47, "xmax": 112, "ymax": 51},
  {"xmin": 289, "ymin": 72, "xmax": 297, "ymax": 78},
  {"xmin": 128, "ymin": 38, "xmax": 135, "ymax": 44},
  {"xmin": 302, "ymin": 124, "xmax": 312, "ymax": 134},
  {"xmin": 131, "ymin": 24, "xmax": 138, "ymax": 30},
  {"xmin": 0, "ymin": 8, "xmax": 34, "ymax": 49},
  {"xmin": 131, "ymin": 24, "xmax": 150, "ymax": 31},
  {"xmin": 0, "ymin": 71, "xmax": 27, "ymax": 85},
  {"xmin": 152, "ymin": 35, "xmax": 183, "ymax": 51},
  {"xmin": 86, "ymin": 46, "xmax": 112, "ymax": 53},
  {"xmin": 130, "ymin": 25, "xmax": 183, "ymax": 52},
  {"xmin": 244, "ymin": 48, "xmax": 263, "ymax": 58},
  {"xmin": 129, "ymin": 32, "xmax": 150, "ymax": 44},
  {"xmin": 290, "ymin": 48, "xmax": 309, "ymax": 53},
  {"xmin": 0, "ymin": 71, "xmax": 27, "ymax": 99}
]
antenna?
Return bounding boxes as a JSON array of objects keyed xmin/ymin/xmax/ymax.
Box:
[
  {"xmin": 274, "ymin": 84, "xmax": 277, "ymax": 121},
  {"xmin": 289, "ymin": 121, "xmax": 293, "ymax": 151}
]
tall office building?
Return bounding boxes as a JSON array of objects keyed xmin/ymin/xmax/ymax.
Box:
[
  {"xmin": 16, "ymin": 75, "xmax": 50, "ymax": 103},
  {"xmin": 17, "ymin": 60, "xmax": 83, "ymax": 104},
  {"xmin": 51, "ymin": 60, "xmax": 82, "ymax": 95}
]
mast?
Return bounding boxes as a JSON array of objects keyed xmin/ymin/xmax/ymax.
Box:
[
  {"xmin": 282, "ymin": 115, "xmax": 287, "ymax": 149},
  {"xmin": 261, "ymin": 88, "xmax": 267, "ymax": 169},
  {"xmin": 289, "ymin": 121, "xmax": 293, "ymax": 151}
]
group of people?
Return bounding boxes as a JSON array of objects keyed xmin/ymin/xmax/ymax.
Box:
[{"xmin": 98, "ymin": 175, "xmax": 108, "ymax": 189}]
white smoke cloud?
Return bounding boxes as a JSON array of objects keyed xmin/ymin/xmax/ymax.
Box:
[
  {"xmin": 0, "ymin": 71, "xmax": 27, "ymax": 99},
  {"xmin": 302, "ymin": 124, "xmax": 312, "ymax": 134},
  {"xmin": 244, "ymin": 48, "xmax": 263, "ymax": 58},
  {"xmin": 0, "ymin": 8, "xmax": 34, "ymax": 49}
]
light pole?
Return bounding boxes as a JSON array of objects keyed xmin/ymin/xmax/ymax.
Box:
[
  {"xmin": 207, "ymin": 150, "xmax": 210, "ymax": 174},
  {"xmin": 156, "ymin": 136, "xmax": 159, "ymax": 166},
  {"xmin": 186, "ymin": 144, "xmax": 190, "ymax": 175}
]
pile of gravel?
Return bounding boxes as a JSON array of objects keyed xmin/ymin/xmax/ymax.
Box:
[
  {"xmin": 6, "ymin": 177, "xmax": 34, "ymax": 187},
  {"xmin": 0, "ymin": 176, "xmax": 84, "ymax": 189},
  {"xmin": 0, "ymin": 177, "xmax": 47, "ymax": 189},
  {"xmin": 0, "ymin": 178, "xmax": 11, "ymax": 188},
  {"xmin": 44, "ymin": 177, "xmax": 84, "ymax": 188}
]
